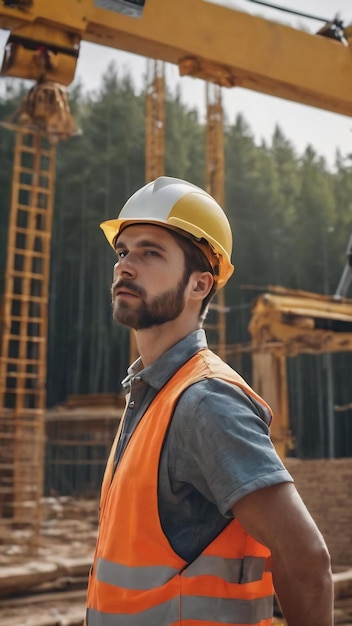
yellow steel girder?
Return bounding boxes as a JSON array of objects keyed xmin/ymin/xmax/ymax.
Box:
[{"xmin": 0, "ymin": 0, "xmax": 352, "ymax": 115}]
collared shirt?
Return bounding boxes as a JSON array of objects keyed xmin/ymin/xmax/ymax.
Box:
[{"xmin": 115, "ymin": 329, "xmax": 293, "ymax": 562}]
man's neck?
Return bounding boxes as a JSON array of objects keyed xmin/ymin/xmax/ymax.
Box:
[{"xmin": 134, "ymin": 317, "xmax": 201, "ymax": 367}]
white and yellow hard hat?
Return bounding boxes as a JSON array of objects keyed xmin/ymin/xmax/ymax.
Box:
[{"xmin": 100, "ymin": 176, "xmax": 234, "ymax": 289}]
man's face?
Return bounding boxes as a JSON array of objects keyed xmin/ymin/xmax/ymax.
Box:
[{"xmin": 111, "ymin": 224, "xmax": 189, "ymax": 330}]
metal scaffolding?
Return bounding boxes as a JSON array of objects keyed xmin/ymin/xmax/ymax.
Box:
[
  {"xmin": 0, "ymin": 82, "xmax": 77, "ymax": 549},
  {"xmin": 0, "ymin": 129, "xmax": 55, "ymax": 545}
]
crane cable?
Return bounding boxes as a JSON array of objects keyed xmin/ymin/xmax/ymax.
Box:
[
  {"xmin": 243, "ymin": 0, "xmax": 347, "ymax": 44},
  {"xmin": 244, "ymin": 0, "xmax": 339, "ymax": 25}
]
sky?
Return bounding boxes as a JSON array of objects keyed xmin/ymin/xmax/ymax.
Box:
[{"xmin": 1, "ymin": 0, "xmax": 352, "ymax": 168}]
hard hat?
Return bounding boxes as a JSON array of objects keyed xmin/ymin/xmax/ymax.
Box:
[{"xmin": 100, "ymin": 176, "xmax": 234, "ymax": 288}]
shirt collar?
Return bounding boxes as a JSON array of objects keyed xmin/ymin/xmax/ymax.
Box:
[{"xmin": 121, "ymin": 329, "xmax": 208, "ymax": 391}]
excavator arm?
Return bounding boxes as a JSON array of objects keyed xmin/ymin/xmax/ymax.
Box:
[
  {"xmin": 335, "ymin": 233, "xmax": 352, "ymax": 299},
  {"xmin": 1, "ymin": 0, "xmax": 352, "ymax": 115}
]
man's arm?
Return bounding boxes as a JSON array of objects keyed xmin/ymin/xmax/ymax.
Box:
[{"xmin": 232, "ymin": 481, "xmax": 333, "ymax": 626}]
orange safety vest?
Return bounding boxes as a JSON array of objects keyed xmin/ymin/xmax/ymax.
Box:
[{"xmin": 86, "ymin": 349, "xmax": 275, "ymax": 626}]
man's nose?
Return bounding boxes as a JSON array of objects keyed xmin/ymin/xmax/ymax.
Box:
[{"xmin": 113, "ymin": 255, "xmax": 137, "ymax": 280}]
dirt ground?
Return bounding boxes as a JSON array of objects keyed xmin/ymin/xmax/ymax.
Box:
[
  {"xmin": 0, "ymin": 496, "xmax": 98, "ymax": 567},
  {"xmin": 1, "ymin": 496, "xmax": 352, "ymax": 625},
  {"xmin": 0, "ymin": 497, "xmax": 98, "ymax": 626}
]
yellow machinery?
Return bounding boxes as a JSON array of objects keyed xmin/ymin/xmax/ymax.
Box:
[{"xmin": 249, "ymin": 287, "xmax": 352, "ymax": 458}]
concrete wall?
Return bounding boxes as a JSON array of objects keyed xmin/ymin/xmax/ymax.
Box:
[{"xmin": 285, "ymin": 458, "xmax": 352, "ymax": 567}]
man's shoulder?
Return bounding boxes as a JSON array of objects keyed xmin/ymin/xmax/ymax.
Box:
[{"xmin": 174, "ymin": 373, "xmax": 272, "ymax": 428}]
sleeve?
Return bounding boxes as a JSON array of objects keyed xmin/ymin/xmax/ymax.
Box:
[{"xmin": 168, "ymin": 377, "xmax": 293, "ymax": 517}]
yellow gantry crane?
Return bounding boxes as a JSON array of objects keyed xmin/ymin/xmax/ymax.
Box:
[{"xmin": 1, "ymin": 0, "xmax": 352, "ymax": 113}]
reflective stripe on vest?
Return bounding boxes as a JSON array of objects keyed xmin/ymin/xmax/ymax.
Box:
[
  {"xmin": 87, "ymin": 594, "xmax": 273, "ymax": 626},
  {"xmin": 96, "ymin": 555, "xmax": 269, "ymax": 589},
  {"xmin": 96, "ymin": 558, "xmax": 179, "ymax": 590}
]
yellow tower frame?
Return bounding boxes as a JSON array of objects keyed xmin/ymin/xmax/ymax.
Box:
[
  {"xmin": 205, "ymin": 82, "xmax": 227, "ymax": 361},
  {"xmin": 127, "ymin": 58, "xmax": 166, "ymax": 364},
  {"xmin": 145, "ymin": 59, "xmax": 165, "ymax": 183},
  {"xmin": 0, "ymin": 82, "xmax": 77, "ymax": 548},
  {"xmin": 0, "ymin": 127, "xmax": 55, "ymax": 544}
]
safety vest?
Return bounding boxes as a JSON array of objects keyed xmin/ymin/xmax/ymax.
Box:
[{"xmin": 86, "ymin": 349, "xmax": 275, "ymax": 625}]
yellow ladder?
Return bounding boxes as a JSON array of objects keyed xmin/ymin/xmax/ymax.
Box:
[{"xmin": 0, "ymin": 127, "xmax": 55, "ymax": 546}]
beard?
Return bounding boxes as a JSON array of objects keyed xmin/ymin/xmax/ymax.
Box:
[{"xmin": 111, "ymin": 275, "xmax": 188, "ymax": 330}]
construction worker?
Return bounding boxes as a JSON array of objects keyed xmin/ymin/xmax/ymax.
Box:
[{"xmin": 85, "ymin": 177, "xmax": 333, "ymax": 626}]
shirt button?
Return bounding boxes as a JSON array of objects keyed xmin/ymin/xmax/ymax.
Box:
[{"xmin": 128, "ymin": 400, "xmax": 135, "ymax": 408}]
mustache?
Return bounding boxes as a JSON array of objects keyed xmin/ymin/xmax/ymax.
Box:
[{"xmin": 111, "ymin": 279, "xmax": 146, "ymax": 299}]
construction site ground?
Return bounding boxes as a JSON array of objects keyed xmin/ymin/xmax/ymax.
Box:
[
  {"xmin": 1, "ymin": 496, "xmax": 352, "ymax": 626},
  {"xmin": 0, "ymin": 497, "xmax": 96, "ymax": 626}
]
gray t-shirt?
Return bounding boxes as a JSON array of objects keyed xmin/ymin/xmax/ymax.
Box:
[{"xmin": 115, "ymin": 329, "xmax": 293, "ymax": 562}]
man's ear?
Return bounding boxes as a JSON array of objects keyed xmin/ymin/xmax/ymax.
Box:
[{"xmin": 191, "ymin": 272, "xmax": 214, "ymax": 299}]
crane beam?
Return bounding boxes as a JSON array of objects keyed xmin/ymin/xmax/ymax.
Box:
[{"xmin": 1, "ymin": 0, "xmax": 352, "ymax": 115}]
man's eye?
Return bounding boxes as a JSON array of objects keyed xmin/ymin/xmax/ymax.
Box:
[
  {"xmin": 116, "ymin": 250, "xmax": 127, "ymax": 259},
  {"xmin": 145, "ymin": 250, "xmax": 159, "ymax": 256}
]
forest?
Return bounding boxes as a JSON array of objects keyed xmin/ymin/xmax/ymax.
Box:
[{"xmin": 1, "ymin": 63, "xmax": 352, "ymax": 459}]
